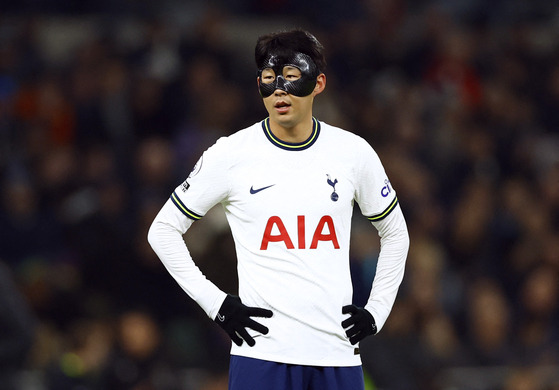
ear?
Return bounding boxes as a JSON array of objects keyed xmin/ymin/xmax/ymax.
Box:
[{"xmin": 313, "ymin": 74, "xmax": 326, "ymax": 96}]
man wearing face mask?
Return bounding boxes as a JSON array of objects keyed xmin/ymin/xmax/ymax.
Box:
[{"xmin": 148, "ymin": 29, "xmax": 409, "ymax": 390}]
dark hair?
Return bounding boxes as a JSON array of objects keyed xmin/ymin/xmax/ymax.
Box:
[{"xmin": 255, "ymin": 29, "xmax": 326, "ymax": 72}]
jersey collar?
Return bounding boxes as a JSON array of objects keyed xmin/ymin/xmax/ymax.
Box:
[{"xmin": 262, "ymin": 117, "xmax": 320, "ymax": 151}]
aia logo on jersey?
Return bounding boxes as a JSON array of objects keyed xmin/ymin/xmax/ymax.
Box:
[{"xmin": 260, "ymin": 215, "xmax": 340, "ymax": 250}]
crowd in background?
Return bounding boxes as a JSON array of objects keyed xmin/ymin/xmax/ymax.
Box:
[{"xmin": 1, "ymin": 1, "xmax": 558, "ymax": 389}]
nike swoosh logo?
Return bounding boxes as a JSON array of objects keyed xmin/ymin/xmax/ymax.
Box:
[
  {"xmin": 217, "ymin": 313, "xmax": 225, "ymax": 322},
  {"xmin": 250, "ymin": 184, "xmax": 275, "ymax": 194}
]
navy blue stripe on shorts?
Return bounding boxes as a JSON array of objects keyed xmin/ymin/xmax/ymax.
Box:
[{"xmin": 228, "ymin": 356, "xmax": 365, "ymax": 390}]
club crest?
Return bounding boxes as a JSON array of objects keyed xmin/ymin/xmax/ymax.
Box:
[{"xmin": 327, "ymin": 174, "xmax": 339, "ymax": 202}]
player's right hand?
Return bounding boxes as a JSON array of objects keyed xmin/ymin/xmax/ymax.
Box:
[{"xmin": 214, "ymin": 294, "xmax": 273, "ymax": 347}]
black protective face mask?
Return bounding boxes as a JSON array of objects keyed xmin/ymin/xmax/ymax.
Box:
[{"xmin": 257, "ymin": 52, "xmax": 320, "ymax": 97}]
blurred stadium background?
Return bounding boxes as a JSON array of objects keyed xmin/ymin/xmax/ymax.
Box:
[{"xmin": 1, "ymin": 0, "xmax": 558, "ymax": 389}]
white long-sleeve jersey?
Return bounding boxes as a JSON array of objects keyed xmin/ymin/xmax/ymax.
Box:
[{"xmin": 148, "ymin": 118, "xmax": 409, "ymax": 367}]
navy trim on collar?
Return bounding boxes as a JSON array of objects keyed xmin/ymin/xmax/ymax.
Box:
[{"xmin": 262, "ymin": 117, "xmax": 320, "ymax": 151}]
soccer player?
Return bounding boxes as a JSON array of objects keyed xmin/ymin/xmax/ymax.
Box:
[{"xmin": 148, "ymin": 29, "xmax": 409, "ymax": 390}]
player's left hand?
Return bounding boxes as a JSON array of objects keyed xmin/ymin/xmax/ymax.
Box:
[{"xmin": 341, "ymin": 305, "xmax": 377, "ymax": 345}]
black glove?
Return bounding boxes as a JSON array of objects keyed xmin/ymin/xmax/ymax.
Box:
[
  {"xmin": 215, "ymin": 295, "xmax": 273, "ymax": 347},
  {"xmin": 341, "ymin": 305, "xmax": 377, "ymax": 345}
]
